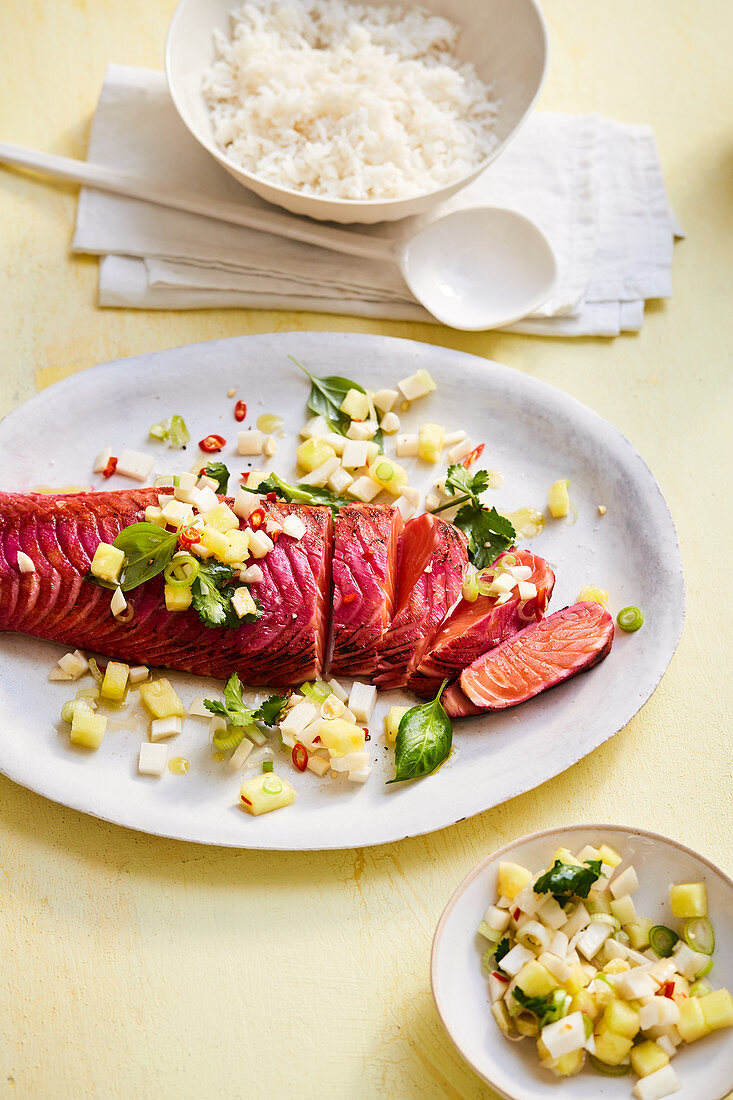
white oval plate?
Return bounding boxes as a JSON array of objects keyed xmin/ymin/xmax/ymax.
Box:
[
  {"xmin": 0, "ymin": 334, "xmax": 684, "ymax": 849},
  {"xmin": 431, "ymin": 824, "xmax": 733, "ymax": 1100}
]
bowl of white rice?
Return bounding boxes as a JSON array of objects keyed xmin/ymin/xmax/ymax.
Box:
[{"xmin": 166, "ymin": 0, "xmax": 548, "ymax": 223}]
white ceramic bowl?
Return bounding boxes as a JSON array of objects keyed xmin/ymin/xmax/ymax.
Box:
[
  {"xmin": 165, "ymin": 0, "xmax": 548, "ymax": 223},
  {"xmin": 431, "ymin": 824, "xmax": 733, "ymax": 1100}
]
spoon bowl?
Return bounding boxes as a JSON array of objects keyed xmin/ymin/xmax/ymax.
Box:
[{"xmin": 399, "ymin": 207, "xmax": 558, "ymax": 330}]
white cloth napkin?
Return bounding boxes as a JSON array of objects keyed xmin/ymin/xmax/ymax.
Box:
[{"xmin": 74, "ymin": 65, "xmax": 682, "ymax": 335}]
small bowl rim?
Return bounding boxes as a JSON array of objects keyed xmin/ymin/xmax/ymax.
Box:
[
  {"xmin": 164, "ymin": 0, "xmax": 549, "ymax": 216},
  {"xmin": 430, "ymin": 821, "xmax": 733, "ymax": 1100}
]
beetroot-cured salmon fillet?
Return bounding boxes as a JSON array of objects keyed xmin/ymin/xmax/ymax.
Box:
[
  {"xmin": 330, "ymin": 503, "xmax": 403, "ymax": 677},
  {"xmin": 374, "ymin": 513, "xmax": 467, "ymax": 691},
  {"xmin": 411, "ymin": 550, "xmax": 555, "ymax": 697},
  {"xmin": 443, "ymin": 601, "xmax": 614, "ymax": 717},
  {"xmin": 0, "ymin": 489, "xmax": 332, "ymax": 687}
]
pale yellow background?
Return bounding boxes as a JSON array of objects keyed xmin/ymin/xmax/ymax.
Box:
[{"xmin": 0, "ymin": 1, "xmax": 731, "ymax": 1097}]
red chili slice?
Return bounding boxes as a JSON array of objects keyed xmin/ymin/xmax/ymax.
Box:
[
  {"xmin": 178, "ymin": 526, "xmax": 201, "ymax": 549},
  {"xmin": 102, "ymin": 456, "xmax": 118, "ymax": 478},
  {"xmin": 292, "ymin": 743, "xmax": 308, "ymax": 772},
  {"xmin": 462, "ymin": 443, "xmax": 485, "ymax": 469},
  {"xmin": 342, "ymin": 593, "xmax": 357, "ymax": 604},
  {"xmin": 249, "ymin": 508, "xmax": 265, "ymax": 529},
  {"xmin": 266, "ymin": 492, "xmax": 277, "ymax": 502},
  {"xmin": 234, "ymin": 401, "xmax": 247, "ymax": 422},
  {"xmin": 492, "ymin": 971, "xmax": 509, "ymax": 983},
  {"xmin": 198, "ymin": 434, "xmax": 226, "ymax": 453},
  {"xmin": 662, "ymin": 981, "xmax": 676, "ymax": 998},
  {"xmin": 513, "ymin": 907, "xmax": 521, "ymax": 921}
]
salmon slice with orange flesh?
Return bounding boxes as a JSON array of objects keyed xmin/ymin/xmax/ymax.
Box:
[
  {"xmin": 0, "ymin": 490, "xmax": 332, "ymax": 687},
  {"xmin": 330, "ymin": 503, "xmax": 403, "ymax": 678},
  {"xmin": 375, "ymin": 513, "xmax": 468, "ymax": 690},
  {"xmin": 443, "ymin": 601, "xmax": 614, "ymax": 717},
  {"xmin": 410, "ymin": 550, "xmax": 555, "ymax": 697}
]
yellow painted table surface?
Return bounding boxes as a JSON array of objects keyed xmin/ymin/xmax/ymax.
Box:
[{"xmin": 0, "ymin": 2, "xmax": 731, "ymax": 1097}]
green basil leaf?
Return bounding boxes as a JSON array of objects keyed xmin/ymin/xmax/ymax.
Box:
[
  {"xmin": 533, "ymin": 859, "xmax": 603, "ymax": 903},
  {"xmin": 291, "ymin": 356, "xmax": 384, "ymax": 452},
  {"xmin": 453, "ymin": 503, "xmax": 516, "ymax": 570},
  {"xmin": 89, "ymin": 522, "xmax": 178, "ymax": 592},
  {"xmin": 388, "ymin": 680, "xmax": 452, "ymax": 783},
  {"xmin": 243, "ymin": 472, "xmax": 351, "ymax": 516},
  {"xmin": 203, "ymin": 461, "xmax": 230, "ymax": 494}
]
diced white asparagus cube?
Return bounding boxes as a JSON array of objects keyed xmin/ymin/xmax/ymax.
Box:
[
  {"xmin": 329, "ymin": 751, "xmax": 370, "ymax": 773},
  {"xmin": 188, "ymin": 696, "xmax": 211, "ymax": 717},
  {"xmin": 282, "ymin": 515, "xmax": 306, "ymax": 540},
  {"xmin": 231, "ymin": 587, "xmax": 257, "ymax": 618},
  {"xmin": 138, "ymin": 742, "xmax": 168, "ymax": 777},
  {"xmin": 646, "ymin": 1024, "xmax": 682, "ymax": 1047},
  {"xmin": 483, "ymin": 905, "xmax": 511, "ymax": 934},
  {"xmin": 609, "ymin": 893, "xmax": 637, "ymax": 925},
  {"xmin": 395, "ymin": 433, "xmax": 419, "ymax": 457},
  {"xmin": 536, "ymin": 896, "xmax": 568, "ymax": 930},
  {"xmin": 322, "ymin": 432, "xmax": 346, "ymax": 456},
  {"xmin": 150, "ymin": 716, "xmax": 183, "ymax": 742},
  {"xmin": 488, "ymin": 572, "xmax": 516, "ymax": 596},
  {"xmin": 208, "ymin": 717, "xmax": 226, "ymax": 739},
  {"xmin": 346, "ymin": 420, "xmax": 378, "ymax": 441},
  {"xmin": 193, "ymin": 486, "xmax": 219, "ymax": 513},
  {"xmin": 446, "ymin": 438, "xmax": 474, "ymax": 464},
  {"xmin": 394, "ymin": 493, "xmax": 417, "ymax": 520},
  {"xmin": 512, "ymin": 885, "xmax": 541, "ymax": 916},
  {"xmin": 648, "ymin": 959, "xmax": 677, "ymax": 986},
  {"xmin": 611, "ymin": 968, "xmax": 659, "ymax": 1000},
  {"xmin": 327, "ymin": 679, "xmax": 349, "ymax": 703},
  {"xmin": 443, "ymin": 430, "xmax": 466, "ymax": 446},
  {"xmin": 110, "ymin": 587, "xmax": 127, "ymax": 617},
  {"xmin": 561, "ymin": 902, "xmax": 590, "ymax": 939},
  {"xmin": 517, "ymin": 580, "xmax": 537, "ymax": 601},
  {"xmin": 610, "ymin": 865, "xmax": 639, "ymax": 898},
  {"xmin": 196, "ymin": 474, "xmax": 218, "ymax": 492},
  {"xmin": 380, "ymin": 412, "xmax": 400, "ymax": 433},
  {"xmin": 347, "ymin": 477, "xmax": 381, "ymax": 503},
  {"xmin": 346, "ymin": 767, "xmax": 370, "ymax": 783},
  {"xmin": 655, "ymin": 1035, "xmax": 678, "ymax": 1059},
  {"xmin": 372, "ymin": 388, "xmax": 399, "ymax": 413},
  {"xmin": 498, "ymin": 943, "xmax": 534, "ymax": 978},
  {"xmin": 239, "ymin": 564, "xmax": 264, "ymax": 584},
  {"xmin": 327, "ymin": 467, "xmax": 353, "ymax": 493},
  {"xmin": 576, "ymin": 919, "xmax": 613, "ymax": 960},
  {"xmin": 583, "ymin": 1033, "xmax": 597, "ymax": 1055},
  {"xmin": 264, "ymin": 435, "xmax": 277, "ymax": 457},
  {"xmin": 174, "ymin": 472, "xmax": 197, "ymax": 493},
  {"xmin": 538, "ymin": 952, "xmax": 572, "ymax": 983},
  {"xmin": 632, "ymin": 1064, "xmax": 680, "ymax": 1100},
  {"xmin": 299, "ymin": 457, "xmax": 340, "ymax": 487},
  {"xmin": 425, "ymin": 493, "xmax": 440, "ymax": 511},
  {"xmin": 341, "ymin": 440, "xmax": 369, "ymax": 469},
  {"xmin": 487, "ymin": 971, "xmax": 510, "ymax": 1003},
  {"xmin": 248, "ymin": 530, "xmax": 274, "ymax": 558},
  {"xmin": 158, "ymin": 493, "xmax": 173, "ymax": 509},
  {"xmin": 227, "ymin": 736, "xmax": 254, "ymax": 770},
  {"xmin": 348, "ymin": 682, "xmax": 377, "ymax": 723},
  {"xmin": 549, "ymin": 931, "xmax": 569, "ymax": 957},
  {"xmin": 233, "ymin": 488, "xmax": 262, "ymax": 519},
  {"xmin": 321, "ymin": 694, "xmax": 347, "ymax": 720},
  {"xmin": 93, "ymin": 447, "xmax": 114, "ymax": 473},
  {"xmin": 161, "ymin": 500, "xmax": 194, "ymax": 529},
  {"xmin": 397, "ymin": 371, "xmax": 435, "ymax": 401},
  {"xmin": 280, "ymin": 701, "xmax": 320, "ymax": 739},
  {"xmin": 49, "ymin": 667, "xmax": 74, "ymax": 681},
  {"xmin": 540, "ymin": 1012, "xmax": 586, "ymax": 1060},
  {"xmin": 307, "ymin": 754, "xmax": 331, "ymax": 777},
  {"xmin": 57, "ymin": 650, "xmax": 89, "ymax": 678},
  {"xmin": 116, "ymin": 450, "xmax": 155, "ymax": 482},
  {"xmin": 671, "ymin": 941, "xmax": 710, "ymax": 981},
  {"xmin": 237, "ymin": 430, "xmax": 264, "ymax": 456},
  {"xmin": 300, "ymin": 415, "xmax": 330, "ymax": 439},
  {"xmin": 128, "ymin": 665, "xmax": 148, "ymax": 684},
  {"xmin": 604, "ymin": 938, "xmax": 630, "ymax": 961},
  {"xmin": 365, "ymin": 442, "xmax": 380, "ymax": 463}
]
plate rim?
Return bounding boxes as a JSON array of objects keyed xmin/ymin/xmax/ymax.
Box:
[
  {"xmin": 0, "ymin": 333, "xmax": 686, "ymax": 849},
  {"xmin": 430, "ymin": 821, "xmax": 733, "ymax": 1100}
]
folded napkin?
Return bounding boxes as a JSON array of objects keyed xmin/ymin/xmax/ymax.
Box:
[{"xmin": 74, "ymin": 65, "xmax": 682, "ymax": 335}]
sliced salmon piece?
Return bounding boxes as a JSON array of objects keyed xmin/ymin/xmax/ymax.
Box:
[
  {"xmin": 330, "ymin": 503, "xmax": 403, "ymax": 678},
  {"xmin": 443, "ymin": 601, "xmax": 614, "ymax": 717},
  {"xmin": 411, "ymin": 550, "xmax": 555, "ymax": 697},
  {"xmin": 0, "ymin": 489, "xmax": 332, "ymax": 687},
  {"xmin": 375, "ymin": 513, "xmax": 467, "ymax": 690}
]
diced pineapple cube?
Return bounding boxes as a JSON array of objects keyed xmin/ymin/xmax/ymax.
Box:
[
  {"xmin": 397, "ymin": 369, "xmax": 436, "ymax": 401},
  {"xmin": 139, "ymin": 678, "xmax": 185, "ymax": 719},
  {"xmin": 144, "ymin": 506, "xmax": 166, "ymax": 528},
  {"xmin": 699, "ymin": 988, "xmax": 733, "ymax": 1032},
  {"xmin": 669, "ymin": 882, "xmax": 707, "ymax": 918},
  {"xmin": 327, "ymin": 466, "xmax": 353, "ymax": 494},
  {"xmin": 239, "ymin": 773, "xmax": 295, "ymax": 816},
  {"xmin": 577, "ymin": 584, "xmax": 609, "ymax": 608},
  {"xmin": 372, "ymin": 388, "xmax": 399, "ymax": 413},
  {"xmin": 165, "ymin": 584, "xmax": 193, "ymax": 612},
  {"xmin": 339, "ymin": 388, "xmax": 370, "ymax": 420},
  {"xmin": 384, "ymin": 706, "xmax": 410, "ymax": 744},
  {"xmin": 247, "ymin": 529, "xmax": 274, "ymax": 559},
  {"xmin": 201, "ymin": 525, "xmax": 231, "ymax": 560},
  {"xmin": 570, "ymin": 989, "xmax": 600, "ymax": 1020},
  {"xmin": 70, "ymin": 708, "xmax": 107, "ymax": 750},
  {"xmin": 418, "ymin": 423, "xmax": 445, "ymax": 463},
  {"xmin": 100, "ymin": 660, "xmax": 129, "ymax": 702},
  {"xmin": 150, "ymin": 716, "xmax": 183, "ymax": 742},
  {"xmin": 347, "ymin": 477, "xmax": 381, "ymax": 503},
  {"xmin": 237, "ymin": 430, "xmax": 264, "ymax": 456},
  {"xmin": 548, "ymin": 479, "xmax": 570, "ymax": 518},
  {"xmin": 632, "ymin": 1065, "xmax": 681, "ymax": 1100},
  {"xmin": 231, "ymin": 586, "xmax": 257, "ymax": 618},
  {"xmin": 204, "ymin": 503, "xmax": 240, "ymax": 534},
  {"xmin": 296, "ymin": 438, "xmax": 336, "ymax": 473},
  {"xmin": 221, "ymin": 529, "xmax": 250, "ymax": 564},
  {"xmin": 551, "ymin": 846, "xmax": 583, "ymax": 867},
  {"xmin": 630, "ymin": 1040, "xmax": 669, "ymax": 1078},
  {"xmin": 610, "ymin": 894, "xmax": 637, "ymax": 926},
  {"xmin": 603, "ymin": 997, "xmax": 640, "ymax": 1039},
  {"xmin": 90, "ymin": 542, "xmax": 125, "ymax": 584},
  {"xmin": 318, "ymin": 720, "xmax": 365, "ymax": 757},
  {"xmin": 514, "ymin": 960, "xmax": 557, "ymax": 998},
  {"xmin": 346, "ymin": 420, "xmax": 378, "ymax": 441},
  {"xmin": 368, "ymin": 456, "xmax": 408, "ymax": 495},
  {"xmin": 598, "ymin": 844, "xmax": 623, "ymax": 868},
  {"xmin": 550, "ymin": 1049, "xmax": 585, "ymax": 1077},
  {"xmin": 497, "ymin": 861, "xmax": 533, "ymax": 901},
  {"xmin": 676, "ymin": 996, "xmax": 710, "ymax": 1042},
  {"xmin": 160, "ymin": 499, "xmax": 194, "ymax": 529},
  {"xmin": 626, "ymin": 918, "xmax": 654, "ymax": 949},
  {"xmin": 592, "ymin": 1028, "xmax": 633, "ymax": 1066}
]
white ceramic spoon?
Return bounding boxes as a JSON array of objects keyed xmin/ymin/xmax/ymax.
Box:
[{"xmin": 0, "ymin": 142, "xmax": 558, "ymax": 330}]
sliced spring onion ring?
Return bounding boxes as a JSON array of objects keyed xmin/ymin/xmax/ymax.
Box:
[
  {"xmin": 649, "ymin": 924, "xmax": 679, "ymax": 957},
  {"xmin": 212, "ymin": 726, "xmax": 246, "ymax": 752},
  {"xmin": 617, "ymin": 605, "xmax": 644, "ymax": 632},
  {"xmin": 300, "ymin": 681, "xmax": 330, "ymax": 705},
  {"xmin": 88, "ymin": 657, "xmax": 103, "ymax": 687},
  {"xmin": 262, "ymin": 761, "xmax": 274, "ymax": 773},
  {"xmin": 163, "ymin": 554, "xmax": 199, "ymax": 589},
  {"xmin": 149, "ymin": 422, "xmax": 168, "ymax": 440},
  {"xmin": 683, "ymin": 917, "xmax": 715, "ymax": 955},
  {"xmin": 695, "ymin": 957, "xmax": 714, "ymax": 978},
  {"xmin": 690, "ymin": 979, "xmax": 713, "ymax": 997},
  {"xmin": 588, "ymin": 1054, "xmax": 629, "ymax": 1077},
  {"xmin": 262, "ymin": 775, "xmax": 283, "ymax": 795},
  {"xmin": 167, "ymin": 414, "xmax": 190, "ymax": 449}
]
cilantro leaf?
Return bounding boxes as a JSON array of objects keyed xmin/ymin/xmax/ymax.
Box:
[
  {"xmin": 203, "ymin": 461, "xmax": 230, "ymax": 494},
  {"xmin": 533, "ymin": 859, "xmax": 603, "ymax": 904},
  {"xmin": 512, "ymin": 987, "xmax": 565, "ymax": 1027},
  {"xmin": 243, "ymin": 472, "xmax": 351, "ymax": 516},
  {"xmin": 445, "ymin": 464, "xmax": 490, "ymax": 501},
  {"xmin": 493, "ymin": 936, "xmax": 511, "ymax": 975},
  {"xmin": 453, "ymin": 503, "xmax": 516, "ymax": 570},
  {"xmin": 191, "ymin": 561, "xmax": 263, "ymax": 630},
  {"xmin": 254, "ymin": 694, "xmax": 288, "ymax": 727}
]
